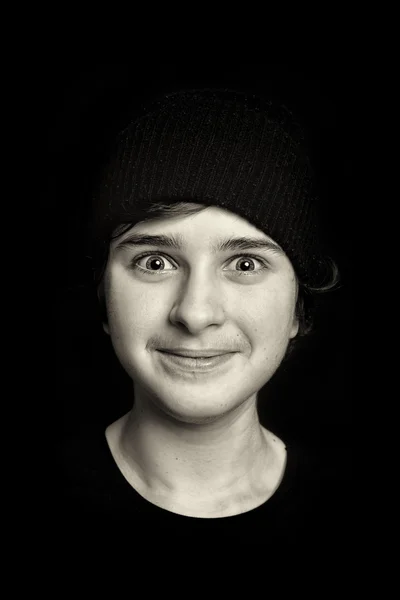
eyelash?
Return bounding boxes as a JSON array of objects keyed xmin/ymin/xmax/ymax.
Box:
[{"xmin": 130, "ymin": 252, "xmax": 269, "ymax": 277}]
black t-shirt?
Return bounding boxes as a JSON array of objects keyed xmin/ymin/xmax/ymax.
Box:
[{"xmin": 62, "ymin": 423, "xmax": 352, "ymax": 552}]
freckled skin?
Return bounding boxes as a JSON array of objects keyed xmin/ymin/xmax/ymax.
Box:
[{"xmin": 103, "ymin": 206, "xmax": 299, "ymax": 425}]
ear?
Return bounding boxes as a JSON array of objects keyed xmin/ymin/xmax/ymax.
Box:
[
  {"xmin": 289, "ymin": 314, "xmax": 299, "ymax": 339},
  {"xmin": 289, "ymin": 280, "xmax": 300, "ymax": 339},
  {"xmin": 97, "ymin": 279, "xmax": 109, "ymax": 335}
]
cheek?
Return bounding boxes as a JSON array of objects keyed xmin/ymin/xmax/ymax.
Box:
[
  {"xmin": 105, "ymin": 270, "xmax": 168, "ymax": 340},
  {"xmin": 236, "ymin": 286, "xmax": 297, "ymax": 343}
]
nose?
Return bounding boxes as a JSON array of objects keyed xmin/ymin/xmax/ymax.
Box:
[{"xmin": 169, "ymin": 270, "xmax": 226, "ymax": 334}]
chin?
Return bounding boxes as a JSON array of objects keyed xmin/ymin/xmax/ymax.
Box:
[
  {"xmin": 160, "ymin": 407, "xmax": 230, "ymax": 425},
  {"xmin": 155, "ymin": 401, "xmax": 240, "ymax": 425},
  {"xmin": 143, "ymin": 379, "xmax": 257, "ymax": 425},
  {"xmin": 123, "ymin": 350, "xmax": 279, "ymax": 423}
]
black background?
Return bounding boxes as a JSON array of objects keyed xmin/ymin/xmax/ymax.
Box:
[{"xmin": 47, "ymin": 61, "xmax": 353, "ymax": 467}]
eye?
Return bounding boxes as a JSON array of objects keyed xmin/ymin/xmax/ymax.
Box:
[
  {"xmin": 134, "ymin": 253, "xmax": 176, "ymax": 273},
  {"xmin": 224, "ymin": 255, "xmax": 268, "ymax": 274}
]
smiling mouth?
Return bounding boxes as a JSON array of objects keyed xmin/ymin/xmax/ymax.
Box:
[
  {"xmin": 157, "ymin": 349, "xmax": 235, "ymax": 358},
  {"xmin": 156, "ymin": 350, "xmax": 236, "ymax": 372}
]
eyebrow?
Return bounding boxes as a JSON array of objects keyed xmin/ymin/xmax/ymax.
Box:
[{"xmin": 115, "ymin": 233, "xmax": 284, "ymax": 255}]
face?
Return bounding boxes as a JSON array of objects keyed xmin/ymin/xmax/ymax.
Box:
[{"xmin": 102, "ymin": 205, "xmax": 299, "ymax": 424}]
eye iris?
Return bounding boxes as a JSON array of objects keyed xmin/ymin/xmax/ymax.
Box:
[
  {"xmin": 237, "ymin": 258, "xmax": 254, "ymax": 271},
  {"xmin": 146, "ymin": 257, "xmax": 164, "ymax": 270}
]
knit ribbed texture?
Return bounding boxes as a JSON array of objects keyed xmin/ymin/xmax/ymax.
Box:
[{"xmin": 94, "ymin": 89, "xmax": 326, "ymax": 285}]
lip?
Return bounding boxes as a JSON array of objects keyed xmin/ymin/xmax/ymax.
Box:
[
  {"xmin": 156, "ymin": 350, "xmax": 235, "ymax": 373},
  {"xmin": 157, "ymin": 348, "xmax": 235, "ymax": 358}
]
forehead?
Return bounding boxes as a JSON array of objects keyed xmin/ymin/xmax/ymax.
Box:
[{"xmin": 113, "ymin": 205, "xmax": 281, "ymax": 250}]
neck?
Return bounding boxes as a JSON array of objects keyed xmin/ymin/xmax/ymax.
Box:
[{"xmin": 106, "ymin": 386, "xmax": 286, "ymax": 518}]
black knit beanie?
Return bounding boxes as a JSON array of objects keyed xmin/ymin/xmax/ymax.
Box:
[{"xmin": 92, "ymin": 88, "xmax": 328, "ymax": 286}]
